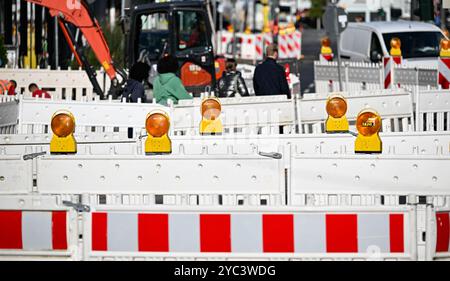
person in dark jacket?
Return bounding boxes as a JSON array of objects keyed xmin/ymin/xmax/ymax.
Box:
[
  {"xmin": 216, "ymin": 58, "xmax": 249, "ymax": 98},
  {"xmin": 123, "ymin": 62, "xmax": 150, "ymax": 103},
  {"xmin": 253, "ymin": 44, "xmax": 291, "ymax": 99}
]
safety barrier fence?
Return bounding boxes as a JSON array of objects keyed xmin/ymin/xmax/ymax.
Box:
[
  {"xmin": 0, "ymin": 131, "xmax": 449, "ymax": 259},
  {"xmin": 0, "ymin": 66, "xmax": 110, "ymax": 101},
  {"xmin": 2, "ymin": 88, "xmax": 446, "ymax": 137},
  {"xmin": 217, "ymin": 31, "xmax": 302, "ymax": 61},
  {"xmin": 2, "ymin": 194, "xmax": 449, "ymax": 261},
  {"xmin": 314, "ymin": 61, "xmax": 438, "ymax": 94},
  {"xmin": 0, "ymin": 195, "xmax": 422, "ymax": 260}
]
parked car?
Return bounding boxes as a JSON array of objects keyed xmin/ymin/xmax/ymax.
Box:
[{"xmin": 339, "ymin": 21, "xmax": 447, "ymax": 68}]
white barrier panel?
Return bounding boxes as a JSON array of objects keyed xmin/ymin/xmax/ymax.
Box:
[
  {"xmin": 35, "ymin": 152, "xmax": 285, "ymax": 200},
  {"xmin": 0, "ymin": 195, "xmax": 79, "ymax": 260},
  {"xmin": 300, "ymin": 89, "xmax": 414, "ymax": 133},
  {"xmin": 0, "ymin": 155, "xmax": 33, "ymax": 194},
  {"xmin": 83, "ymin": 206, "xmax": 415, "ymax": 260},
  {"xmin": 416, "ymin": 90, "xmax": 450, "ymax": 132},
  {"xmin": 290, "ymin": 154, "xmax": 450, "ymax": 206},
  {"xmin": 0, "ymin": 66, "xmax": 109, "ymax": 100},
  {"xmin": 174, "ymin": 95, "xmax": 296, "ymax": 135},
  {"xmin": 0, "ymin": 95, "xmax": 172, "ymax": 136},
  {"xmin": 314, "ymin": 61, "xmax": 438, "ymax": 94},
  {"xmin": 1, "ymin": 132, "xmax": 449, "ymax": 157}
]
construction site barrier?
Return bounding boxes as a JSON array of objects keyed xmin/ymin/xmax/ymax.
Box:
[
  {"xmin": 0, "ymin": 95, "xmax": 172, "ymax": 136},
  {"xmin": 0, "ymin": 66, "xmax": 110, "ymax": 100},
  {"xmin": 300, "ymin": 89, "xmax": 414, "ymax": 133},
  {"xmin": 0, "ymin": 195, "xmax": 78, "ymax": 260},
  {"xmin": 2, "ymin": 89, "xmax": 449, "ymax": 138},
  {"xmin": 81, "ymin": 205, "xmax": 415, "ymax": 260},
  {"xmin": 314, "ymin": 61, "xmax": 438, "ymax": 94},
  {"xmin": 416, "ymin": 89, "xmax": 450, "ymax": 132},
  {"xmin": 217, "ymin": 31, "xmax": 302, "ymax": 61}
]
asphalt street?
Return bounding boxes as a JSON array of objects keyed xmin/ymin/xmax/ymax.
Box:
[{"xmin": 299, "ymin": 28, "xmax": 337, "ymax": 94}]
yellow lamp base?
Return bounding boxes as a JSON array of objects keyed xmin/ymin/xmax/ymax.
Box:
[
  {"xmin": 145, "ymin": 134, "xmax": 172, "ymax": 154},
  {"xmin": 200, "ymin": 119, "xmax": 223, "ymax": 135},
  {"xmin": 325, "ymin": 116, "xmax": 349, "ymax": 133},
  {"xmin": 355, "ymin": 134, "xmax": 382, "ymax": 154},
  {"xmin": 50, "ymin": 135, "xmax": 77, "ymax": 154}
]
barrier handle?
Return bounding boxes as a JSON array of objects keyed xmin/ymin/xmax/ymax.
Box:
[
  {"xmin": 258, "ymin": 151, "xmax": 282, "ymax": 159},
  {"xmin": 23, "ymin": 151, "xmax": 47, "ymax": 161},
  {"xmin": 63, "ymin": 201, "xmax": 91, "ymax": 212}
]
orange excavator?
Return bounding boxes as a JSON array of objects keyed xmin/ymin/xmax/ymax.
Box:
[{"xmin": 25, "ymin": 0, "xmax": 224, "ymax": 98}]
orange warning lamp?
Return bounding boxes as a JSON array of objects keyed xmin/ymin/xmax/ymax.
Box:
[
  {"xmin": 200, "ymin": 97, "xmax": 223, "ymax": 135},
  {"xmin": 321, "ymin": 37, "xmax": 332, "ymax": 54},
  {"xmin": 355, "ymin": 109, "xmax": 382, "ymax": 154},
  {"xmin": 325, "ymin": 94, "xmax": 349, "ymax": 133},
  {"xmin": 145, "ymin": 111, "xmax": 172, "ymax": 154},
  {"xmin": 50, "ymin": 110, "xmax": 77, "ymax": 154},
  {"xmin": 440, "ymin": 39, "xmax": 450, "ymax": 57},
  {"xmin": 390, "ymin": 37, "xmax": 402, "ymax": 57}
]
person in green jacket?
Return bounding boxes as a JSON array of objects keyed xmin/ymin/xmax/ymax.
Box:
[{"xmin": 153, "ymin": 55, "xmax": 192, "ymax": 106}]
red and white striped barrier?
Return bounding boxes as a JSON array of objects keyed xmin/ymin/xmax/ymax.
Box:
[
  {"xmin": 88, "ymin": 211, "xmax": 409, "ymax": 256},
  {"xmin": 255, "ymin": 34, "xmax": 273, "ymax": 60},
  {"xmin": 436, "ymin": 211, "xmax": 450, "ymax": 253},
  {"xmin": 384, "ymin": 57, "xmax": 392, "ymax": 89},
  {"xmin": 438, "ymin": 57, "xmax": 450, "ymax": 89},
  {"xmin": 0, "ymin": 211, "xmax": 68, "ymax": 251}
]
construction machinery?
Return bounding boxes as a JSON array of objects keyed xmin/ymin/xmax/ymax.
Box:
[{"xmin": 25, "ymin": 0, "xmax": 222, "ymax": 98}]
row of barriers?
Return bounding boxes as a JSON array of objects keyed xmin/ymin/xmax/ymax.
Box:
[
  {"xmin": 0, "ymin": 131, "xmax": 449, "ymax": 260},
  {"xmin": 0, "ymin": 88, "xmax": 448, "ymax": 136},
  {"xmin": 0, "ymin": 66, "xmax": 110, "ymax": 101},
  {"xmin": 217, "ymin": 31, "xmax": 302, "ymax": 61},
  {"xmin": 314, "ymin": 61, "xmax": 439, "ymax": 94}
]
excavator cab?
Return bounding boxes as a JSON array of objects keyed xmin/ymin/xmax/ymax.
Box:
[{"xmin": 129, "ymin": 1, "xmax": 219, "ymax": 95}]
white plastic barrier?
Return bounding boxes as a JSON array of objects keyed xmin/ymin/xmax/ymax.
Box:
[
  {"xmin": 416, "ymin": 89, "xmax": 450, "ymax": 132},
  {"xmin": 289, "ymin": 154, "xmax": 450, "ymax": 206},
  {"xmin": 0, "ymin": 66, "xmax": 109, "ymax": 100},
  {"xmin": 82, "ymin": 205, "xmax": 415, "ymax": 260},
  {"xmin": 0, "ymin": 195, "xmax": 79, "ymax": 260},
  {"xmin": 0, "ymin": 95, "xmax": 172, "ymax": 136},
  {"xmin": 174, "ymin": 95, "xmax": 297, "ymax": 136},
  {"xmin": 314, "ymin": 61, "xmax": 438, "ymax": 94},
  {"xmin": 300, "ymin": 89, "xmax": 414, "ymax": 133}
]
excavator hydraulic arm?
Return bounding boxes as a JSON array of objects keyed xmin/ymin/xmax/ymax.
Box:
[{"xmin": 26, "ymin": 0, "xmax": 121, "ymax": 95}]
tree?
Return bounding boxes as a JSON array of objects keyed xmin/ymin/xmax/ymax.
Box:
[
  {"xmin": 0, "ymin": 36, "xmax": 8, "ymax": 67},
  {"xmin": 71, "ymin": 22, "xmax": 124, "ymax": 70},
  {"xmin": 309, "ymin": 0, "xmax": 327, "ymax": 19}
]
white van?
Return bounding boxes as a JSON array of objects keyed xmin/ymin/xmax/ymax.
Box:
[{"xmin": 339, "ymin": 21, "xmax": 446, "ymax": 68}]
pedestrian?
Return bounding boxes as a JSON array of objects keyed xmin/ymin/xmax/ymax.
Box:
[
  {"xmin": 123, "ymin": 62, "xmax": 150, "ymax": 103},
  {"xmin": 153, "ymin": 55, "xmax": 192, "ymax": 106},
  {"xmin": 8, "ymin": 80, "xmax": 17, "ymax": 95},
  {"xmin": 29, "ymin": 83, "xmax": 51, "ymax": 98},
  {"xmin": 253, "ymin": 44, "xmax": 291, "ymax": 99},
  {"xmin": 216, "ymin": 58, "xmax": 249, "ymax": 98}
]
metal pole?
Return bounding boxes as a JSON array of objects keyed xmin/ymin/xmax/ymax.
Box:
[
  {"xmin": 55, "ymin": 15, "xmax": 58, "ymax": 68},
  {"xmin": 333, "ymin": 2, "xmax": 343, "ymax": 91}
]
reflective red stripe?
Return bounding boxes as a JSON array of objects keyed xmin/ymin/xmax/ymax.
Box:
[
  {"xmin": 389, "ymin": 214, "xmax": 404, "ymax": 253},
  {"xmin": 262, "ymin": 214, "xmax": 294, "ymax": 252},
  {"xmin": 436, "ymin": 212, "xmax": 450, "ymax": 252},
  {"xmin": 393, "ymin": 56, "xmax": 402, "ymax": 65},
  {"xmin": 92, "ymin": 212, "xmax": 107, "ymax": 251},
  {"xmin": 52, "ymin": 211, "xmax": 68, "ymax": 250},
  {"xmin": 326, "ymin": 214, "xmax": 357, "ymax": 252},
  {"xmin": 0, "ymin": 211, "xmax": 22, "ymax": 249},
  {"xmin": 200, "ymin": 214, "xmax": 231, "ymax": 252},
  {"xmin": 138, "ymin": 214, "xmax": 169, "ymax": 252}
]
